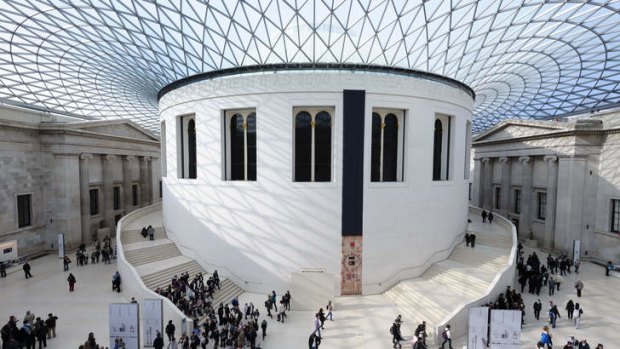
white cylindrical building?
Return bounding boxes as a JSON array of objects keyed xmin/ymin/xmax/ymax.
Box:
[{"xmin": 158, "ymin": 65, "xmax": 474, "ymax": 309}]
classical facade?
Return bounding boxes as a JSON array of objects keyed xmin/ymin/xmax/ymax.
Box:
[
  {"xmin": 0, "ymin": 104, "xmax": 161, "ymax": 259},
  {"xmin": 472, "ymin": 110, "xmax": 620, "ymax": 263},
  {"xmin": 159, "ymin": 66, "xmax": 474, "ymax": 303}
]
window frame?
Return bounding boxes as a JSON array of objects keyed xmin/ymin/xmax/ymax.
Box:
[
  {"xmin": 177, "ymin": 114, "xmax": 197, "ymax": 179},
  {"xmin": 611, "ymin": 199, "xmax": 620, "ymax": 233},
  {"xmin": 132, "ymin": 183, "xmax": 139, "ymax": 207},
  {"xmin": 494, "ymin": 186, "xmax": 501, "ymax": 210},
  {"xmin": 514, "ymin": 188, "xmax": 521, "ymax": 214},
  {"xmin": 113, "ymin": 186, "xmax": 121, "ymax": 211},
  {"xmin": 370, "ymin": 108, "xmax": 406, "ymax": 183},
  {"xmin": 89, "ymin": 188, "xmax": 100, "ymax": 216},
  {"xmin": 223, "ymin": 108, "xmax": 257, "ymax": 181},
  {"xmin": 292, "ymin": 106, "xmax": 335, "ymax": 183},
  {"xmin": 433, "ymin": 113, "xmax": 453, "ymax": 181},
  {"xmin": 537, "ymin": 192, "xmax": 547, "ymax": 220},
  {"xmin": 16, "ymin": 193, "xmax": 32, "ymax": 228}
]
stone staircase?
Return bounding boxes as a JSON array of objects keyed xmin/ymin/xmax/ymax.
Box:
[
  {"xmin": 120, "ymin": 224, "xmax": 244, "ymax": 310},
  {"xmin": 384, "ymin": 219, "xmax": 513, "ymax": 342}
]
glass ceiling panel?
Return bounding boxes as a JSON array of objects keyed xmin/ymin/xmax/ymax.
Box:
[{"xmin": 0, "ymin": 0, "xmax": 619, "ymax": 133}]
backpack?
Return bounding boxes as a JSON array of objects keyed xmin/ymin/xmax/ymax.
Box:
[
  {"xmin": 442, "ymin": 330, "xmax": 448, "ymax": 340},
  {"xmin": 390, "ymin": 324, "xmax": 395, "ymax": 335}
]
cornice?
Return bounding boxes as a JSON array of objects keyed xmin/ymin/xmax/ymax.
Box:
[{"xmin": 473, "ymin": 127, "xmax": 620, "ymax": 146}]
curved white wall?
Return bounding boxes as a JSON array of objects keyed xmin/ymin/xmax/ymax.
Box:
[{"xmin": 159, "ymin": 70, "xmax": 473, "ymax": 297}]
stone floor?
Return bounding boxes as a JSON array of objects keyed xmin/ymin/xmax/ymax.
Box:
[{"xmin": 1, "ymin": 245, "xmax": 618, "ymax": 348}]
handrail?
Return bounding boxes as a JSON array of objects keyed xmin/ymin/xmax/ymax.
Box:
[
  {"xmin": 115, "ymin": 204, "xmax": 193, "ymax": 332},
  {"xmin": 365, "ymin": 215, "xmax": 468, "ymax": 289},
  {"xmin": 163, "ymin": 224, "xmax": 263, "ymax": 286}
]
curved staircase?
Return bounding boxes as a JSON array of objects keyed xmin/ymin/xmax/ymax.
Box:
[
  {"xmin": 384, "ymin": 213, "xmax": 513, "ymax": 342},
  {"xmin": 120, "ymin": 223, "xmax": 244, "ymax": 309}
]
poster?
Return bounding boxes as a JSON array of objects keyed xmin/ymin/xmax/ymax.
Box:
[
  {"xmin": 468, "ymin": 307, "xmax": 489, "ymax": 349},
  {"xmin": 58, "ymin": 234, "xmax": 65, "ymax": 258},
  {"xmin": 109, "ymin": 303, "xmax": 140, "ymax": 349},
  {"xmin": 0, "ymin": 240, "xmax": 18, "ymax": 263},
  {"xmin": 143, "ymin": 299, "xmax": 163, "ymax": 347},
  {"xmin": 489, "ymin": 310, "xmax": 521, "ymax": 349}
]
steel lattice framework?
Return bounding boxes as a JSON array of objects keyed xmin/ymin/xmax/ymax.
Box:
[{"xmin": 1, "ymin": 1, "xmax": 619, "ymax": 133}]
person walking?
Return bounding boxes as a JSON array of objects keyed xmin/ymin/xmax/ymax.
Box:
[
  {"xmin": 271, "ymin": 291, "xmax": 278, "ymax": 312},
  {"xmin": 470, "ymin": 233, "xmax": 477, "ymax": 248},
  {"xmin": 390, "ymin": 316, "xmax": 403, "ymax": 349},
  {"xmin": 326, "ymin": 301, "xmax": 333, "ymax": 321},
  {"xmin": 153, "ymin": 332, "xmax": 164, "ymax": 349},
  {"xmin": 112, "ymin": 271, "xmax": 122, "ymax": 293},
  {"xmin": 575, "ymin": 280, "xmax": 584, "ymax": 297},
  {"xmin": 0, "ymin": 262, "xmax": 6, "ymax": 278},
  {"xmin": 481, "ymin": 210, "xmax": 487, "ymax": 223},
  {"xmin": 488, "ymin": 211, "xmax": 494, "ymax": 224},
  {"xmin": 165, "ymin": 320, "xmax": 176, "ymax": 343},
  {"xmin": 533, "ymin": 299, "xmax": 542, "ymax": 320},
  {"xmin": 260, "ymin": 319, "xmax": 267, "ymax": 341},
  {"xmin": 440, "ymin": 324, "xmax": 453, "ymax": 349},
  {"xmin": 573, "ymin": 303, "xmax": 583, "ymax": 329},
  {"xmin": 540, "ymin": 326, "xmax": 553, "ymax": 348},
  {"xmin": 23, "ymin": 260, "xmax": 33, "ymax": 279},
  {"xmin": 566, "ymin": 300, "xmax": 574, "ymax": 320},
  {"xmin": 465, "ymin": 232, "xmax": 471, "ymax": 247},
  {"xmin": 67, "ymin": 273, "xmax": 76, "ymax": 292},
  {"xmin": 44, "ymin": 314, "xmax": 57, "ymax": 340}
]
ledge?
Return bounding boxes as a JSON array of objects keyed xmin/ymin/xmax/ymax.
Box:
[{"xmin": 593, "ymin": 230, "xmax": 620, "ymax": 239}]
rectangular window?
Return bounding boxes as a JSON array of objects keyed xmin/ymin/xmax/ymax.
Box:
[
  {"xmin": 132, "ymin": 184, "xmax": 139, "ymax": 206},
  {"xmin": 433, "ymin": 114, "xmax": 453, "ymax": 181},
  {"xmin": 89, "ymin": 189, "xmax": 99, "ymax": 215},
  {"xmin": 611, "ymin": 199, "xmax": 620, "ymax": 233},
  {"xmin": 224, "ymin": 109, "xmax": 256, "ymax": 181},
  {"xmin": 537, "ymin": 192, "xmax": 547, "ymax": 220},
  {"xmin": 17, "ymin": 194, "xmax": 32, "ymax": 228},
  {"xmin": 177, "ymin": 115, "xmax": 197, "ymax": 179},
  {"xmin": 293, "ymin": 107, "xmax": 334, "ymax": 182},
  {"xmin": 469, "ymin": 183, "xmax": 472, "ymax": 201},
  {"xmin": 161, "ymin": 121, "xmax": 167, "ymax": 177},
  {"xmin": 514, "ymin": 189, "xmax": 521, "ymax": 214},
  {"xmin": 159, "ymin": 180, "xmax": 163, "ymax": 198},
  {"xmin": 370, "ymin": 108, "xmax": 405, "ymax": 182},
  {"xmin": 113, "ymin": 186, "xmax": 121, "ymax": 210},
  {"xmin": 494, "ymin": 186, "xmax": 501, "ymax": 210}
]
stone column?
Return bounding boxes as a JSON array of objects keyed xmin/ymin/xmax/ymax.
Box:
[
  {"xmin": 481, "ymin": 158, "xmax": 492, "ymax": 209},
  {"xmin": 519, "ymin": 156, "xmax": 533, "ymax": 239},
  {"xmin": 499, "ymin": 157, "xmax": 511, "ymax": 217},
  {"xmin": 544, "ymin": 155, "xmax": 558, "ymax": 250},
  {"xmin": 147, "ymin": 157, "xmax": 153, "ymax": 205},
  {"xmin": 79, "ymin": 153, "xmax": 93, "ymax": 243},
  {"xmin": 102, "ymin": 154, "xmax": 116, "ymax": 229},
  {"xmin": 139, "ymin": 156, "xmax": 151, "ymax": 207},
  {"xmin": 473, "ymin": 158, "xmax": 483, "ymax": 207},
  {"xmin": 123, "ymin": 156, "xmax": 135, "ymax": 213}
]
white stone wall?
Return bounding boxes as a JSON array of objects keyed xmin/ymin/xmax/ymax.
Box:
[{"xmin": 160, "ymin": 71, "xmax": 473, "ymax": 296}]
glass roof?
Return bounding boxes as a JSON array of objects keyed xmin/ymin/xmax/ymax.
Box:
[{"xmin": 1, "ymin": 1, "xmax": 619, "ymax": 133}]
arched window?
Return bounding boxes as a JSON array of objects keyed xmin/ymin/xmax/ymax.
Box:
[
  {"xmin": 188, "ymin": 119, "xmax": 197, "ymax": 179},
  {"xmin": 230, "ymin": 113, "xmax": 245, "ymax": 180},
  {"xmin": 433, "ymin": 114, "xmax": 452, "ymax": 181},
  {"xmin": 433, "ymin": 119, "xmax": 443, "ymax": 181},
  {"xmin": 314, "ymin": 111, "xmax": 332, "ymax": 182},
  {"xmin": 370, "ymin": 109, "xmax": 405, "ymax": 182},
  {"xmin": 293, "ymin": 107, "xmax": 333, "ymax": 182},
  {"xmin": 177, "ymin": 114, "xmax": 197, "ymax": 179},
  {"xmin": 294, "ymin": 112, "xmax": 312, "ymax": 182},
  {"xmin": 246, "ymin": 113, "xmax": 257, "ymax": 181}
]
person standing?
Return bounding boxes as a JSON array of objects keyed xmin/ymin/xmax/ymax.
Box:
[
  {"xmin": 481, "ymin": 210, "xmax": 487, "ymax": 223},
  {"xmin": 260, "ymin": 319, "xmax": 267, "ymax": 341},
  {"xmin": 271, "ymin": 291, "xmax": 278, "ymax": 312},
  {"xmin": 67, "ymin": 273, "xmax": 76, "ymax": 292},
  {"xmin": 465, "ymin": 232, "xmax": 471, "ymax": 247},
  {"xmin": 63, "ymin": 256, "xmax": 71, "ymax": 272},
  {"xmin": 574, "ymin": 260, "xmax": 581, "ymax": 274},
  {"xmin": 23, "ymin": 260, "xmax": 33, "ymax": 279},
  {"xmin": 533, "ymin": 299, "xmax": 542, "ymax": 320},
  {"xmin": 112, "ymin": 271, "xmax": 121, "ymax": 293},
  {"xmin": 488, "ymin": 211, "xmax": 494, "ymax": 224},
  {"xmin": 605, "ymin": 261, "xmax": 613, "ymax": 276},
  {"xmin": 440, "ymin": 324, "xmax": 453, "ymax": 349},
  {"xmin": 44, "ymin": 314, "xmax": 57, "ymax": 339},
  {"xmin": 470, "ymin": 233, "xmax": 476, "ymax": 248},
  {"xmin": 153, "ymin": 332, "xmax": 164, "ymax": 349},
  {"xmin": 1, "ymin": 261, "xmax": 7, "ymax": 278},
  {"xmin": 575, "ymin": 280, "xmax": 584, "ymax": 297},
  {"xmin": 165, "ymin": 320, "xmax": 176, "ymax": 343}
]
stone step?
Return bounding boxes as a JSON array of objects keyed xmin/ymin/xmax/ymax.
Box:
[
  {"xmin": 121, "ymin": 227, "xmax": 167, "ymax": 244},
  {"xmin": 124, "ymin": 243, "xmax": 182, "ymax": 266},
  {"xmin": 142, "ymin": 260, "xmax": 204, "ymax": 290},
  {"xmin": 212, "ymin": 279, "xmax": 245, "ymax": 307},
  {"xmin": 422, "ymin": 263, "xmax": 491, "ymax": 296}
]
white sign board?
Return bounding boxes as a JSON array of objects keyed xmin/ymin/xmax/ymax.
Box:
[
  {"xmin": 573, "ymin": 240, "xmax": 581, "ymax": 262},
  {"xmin": 143, "ymin": 299, "xmax": 163, "ymax": 347},
  {"xmin": 468, "ymin": 307, "xmax": 489, "ymax": 349},
  {"xmin": 0, "ymin": 240, "xmax": 18, "ymax": 263},
  {"xmin": 58, "ymin": 234, "xmax": 65, "ymax": 258},
  {"xmin": 489, "ymin": 310, "xmax": 521, "ymax": 349},
  {"xmin": 109, "ymin": 303, "xmax": 140, "ymax": 349}
]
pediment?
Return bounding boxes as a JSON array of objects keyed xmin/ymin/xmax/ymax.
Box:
[
  {"xmin": 74, "ymin": 121, "xmax": 157, "ymax": 141},
  {"xmin": 475, "ymin": 122, "xmax": 566, "ymax": 142}
]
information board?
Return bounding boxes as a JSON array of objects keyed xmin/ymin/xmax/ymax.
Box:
[
  {"xmin": 143, "ymin": 299, "xmax": 163, "ymax": 347},
  {"xmin": 468, "ymin": 306, "xmax": 489, "ymax": 349},
  {"xmin": 489, "ymin": 309, "xmax": 521, "ymax": 349},
  {"xmin": 109, "ymin": 303, "xmax": 140, "ymax": 349}
]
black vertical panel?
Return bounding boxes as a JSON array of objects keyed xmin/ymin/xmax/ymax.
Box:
[{"xmin": 342, "ymin": 90, "xmax": 365, "ymax": 237}]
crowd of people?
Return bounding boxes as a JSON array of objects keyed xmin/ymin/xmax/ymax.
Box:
[{"xmin": 1, "ymin": 312, "xmax": 59, "ymax": 349}]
